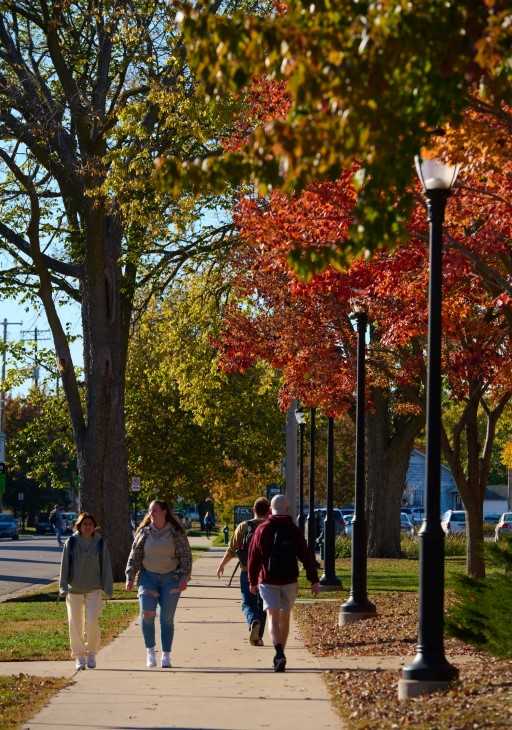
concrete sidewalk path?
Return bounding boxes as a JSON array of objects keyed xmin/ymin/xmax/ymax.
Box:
[{"xmin": 24, "ymin": 549, "xmax": 341, "ymax": 730}]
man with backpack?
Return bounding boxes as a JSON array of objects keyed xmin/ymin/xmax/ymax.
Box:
[
  {"xmin": 216, "ymin": 497, "xmax": 270, "ymax": 646},
  {"xmin": 248, "ymin": 494, "xmax": 320, "ymax": 672}
]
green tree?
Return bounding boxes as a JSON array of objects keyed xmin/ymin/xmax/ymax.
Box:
[
  {"xmin": 5, "ymin": 391, "xmax": 75, "ymax": 491},
  {"xmin": 162, "ymin": 1, "xmax": 511, "ymax": 268},
  {"xmin": 125, "ymin": 272, "xmax": 284, "ymax": 505},
  {"xmin": 0, "ymin": 1, "xmax": 241, "ymax": 573}
]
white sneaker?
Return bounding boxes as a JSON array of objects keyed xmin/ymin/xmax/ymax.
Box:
[
  {"xmin": 161, "ymin": 652, "xmax": 171, "ymax": 669},
  {"xmin": 146, "ymin": 647, "xmax": 157, "ymax": 668},
  {"xmin": 86, "ymin": 653, "xmax": 96, "ymax": 669},
  {"xmin": 75, "ymin": 656, "xmax": 86, "ymax": 671}
]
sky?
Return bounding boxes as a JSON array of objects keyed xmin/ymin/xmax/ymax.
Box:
[{"xmin": 0, "ymin": 294, "xmax": 82, "ymax": 395}]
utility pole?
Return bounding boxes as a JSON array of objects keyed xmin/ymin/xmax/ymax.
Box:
[
  {"xmin": 1, "ymin": 318, "xmax": 22, "ymax": 461},
  {"xmin": 21, "ymin": 326, "xmax": 51, "ymax": 388}
]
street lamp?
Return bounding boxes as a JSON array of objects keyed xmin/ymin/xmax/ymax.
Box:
[
  {"xmin": 339, "ymin": 305, "xmax": 375, "ymax": 624},
  {"xmin": 320, "ymin": 415, "xmax": 342, "ymax": 587},
  {"xmin": 295, "ymin": 405, "xmax": 306, "ymax": 533},
  {"xmin": 306, "ymin": 407, "xmax": 317, "ymax": 551},
  {"xmin": 399, "ymin": 156, "xmax": 461, "ymax": 700}
]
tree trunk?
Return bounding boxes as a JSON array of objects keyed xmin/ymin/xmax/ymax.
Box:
[
  {"xmin": 465, "ymin": 494, "xmax": 485, "ymax": 579},
  {"xmin": 366, "ymin": 389, "xmax": 421, "ymax": 558},
  {"xmin": 75, "ymin": 209, "xmax": 132, "ymax": 579}
]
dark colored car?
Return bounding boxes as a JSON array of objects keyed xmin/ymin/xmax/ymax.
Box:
[
  {"xmin": 312, "ymin": 508, "xmax": 346, "ymax": 537},
  {"xmin": 0, "ymin": 514, "xmax": 19, "ymax": 540},
  {"xmin": 35, "ymin": 513, "xmax": 54, "ymax": 535}
]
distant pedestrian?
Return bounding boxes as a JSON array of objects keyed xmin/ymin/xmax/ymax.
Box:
[
  {"xmin": 59, "ymin": 512, "xmax": 113, "ymax": 671},
  {"xmin": 49, "ymin": 505, "xmax": 65, "ymax": 547},
  {"xmin": 216, "ymin": 497, "xmax": 270, "ymax": 645},
  {"xmin": 204, "ymin": 511, "xmax": 214, "ymax": 538},
  {"xmin": 125, "ymin": 499, "xmax": 192, "ymax": 668},
  {"xmin": 248, "ymin": 494, "xmax": 320, "ymax": 672}
]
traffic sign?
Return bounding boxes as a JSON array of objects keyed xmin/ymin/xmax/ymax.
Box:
[
  {"xmin": 130, "ymin": 477, "xmax": 141, "ymax": 492},
  {"xmin": 233, "ymin": 505, "xmax": 252, "ymax": 526}
]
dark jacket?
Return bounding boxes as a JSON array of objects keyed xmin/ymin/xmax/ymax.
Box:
[{"xmin": 248, "ymin": 514, "xmax": 319, "ymax": 588}]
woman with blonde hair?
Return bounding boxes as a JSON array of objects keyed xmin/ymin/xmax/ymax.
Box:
[
  {"xmin": 125, "ymin": 499, "xmax": 192, "ymax": 668},
  {"xmin": 59, "ymin": 512, "xmax": 113, "ymax": 670}
]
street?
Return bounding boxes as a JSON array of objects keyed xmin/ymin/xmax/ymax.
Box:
[{"xmin": 0, "ymin": 535, "xmax": 61, "ymax": 599}]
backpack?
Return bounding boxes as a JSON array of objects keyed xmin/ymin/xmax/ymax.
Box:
[
  {"xmin": 68, "ymin": 534, "xmax": 104, "ymax": 583},
  {"xmin": 267, "ymin": 523, "xmax": 298, "ymax": 581},
  {"xmin": 236, "ymin": 519, "xmax": 260, "ymax": 568}
]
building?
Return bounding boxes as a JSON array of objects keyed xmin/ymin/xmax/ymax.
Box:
[{"xmin": 402, "ymin": 448, "xmax": 511, "ymax": 516}]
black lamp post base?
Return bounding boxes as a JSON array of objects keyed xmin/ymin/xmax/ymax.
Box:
[
  {"xmin": 401, "ymin": 653, "xmax": 459, "ymax": 683},
  {"xmin": 319, "ymin": 574, "xmax": 342, "ymax": 589},
  {"xmin": 398, "ymin": 675, "xmax": 458, "ymax": 701},
  {"xmin": 339, "ymin": 598, "xmax": 376, "ymax": 626}
]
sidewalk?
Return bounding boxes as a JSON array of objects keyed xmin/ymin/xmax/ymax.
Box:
[{"xmin": 23, "ymin": 548, "xmax": 341, "ymax": 730}]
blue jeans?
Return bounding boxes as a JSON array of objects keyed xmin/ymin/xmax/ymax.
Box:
[
  {"xmin": 240, "ymin": 570, "xmax": 265, "ymax": 637},
  {"xmin": 138, "ymin": 569, "xmax": 181, "ymax": 652},
  {"xmin": 54, "ymin": 526, "xmax": 64, "ymax": 546}
]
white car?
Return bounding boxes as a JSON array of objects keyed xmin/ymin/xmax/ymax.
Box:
[
  {"xmin": 441, "ymin": 509, "xmax": 466, "ymax": 535},
  {"xmin": 495, "ymin": 512, "xmax": 512, "ymax": 541},
  {"xmin": 339, "ymin": 509, "xmax": 354, "ymax": 537},
  {"xmin": 400, "ymin": 512, "xmax": 415, "ymax": 537}
]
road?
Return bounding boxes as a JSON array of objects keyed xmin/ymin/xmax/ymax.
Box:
[{"xmin": 0, "ymin": 535, "xmax": 62, "ymax": 599}]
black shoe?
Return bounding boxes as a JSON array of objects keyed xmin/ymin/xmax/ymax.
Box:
[
  {"xmin": 249, "ymin": 620, "xmax": 261, "ymax": 646},
  {"xmin": 273, "ymin": 654, "xmax": 286, "ymax": 672}
]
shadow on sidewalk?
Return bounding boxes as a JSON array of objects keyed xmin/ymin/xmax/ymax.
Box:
[{"xmin": 92, "ymin": 666, "xmax": 338, "ymax": 674}]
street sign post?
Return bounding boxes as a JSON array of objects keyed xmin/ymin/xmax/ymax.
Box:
[{"xmin": 233, "ymin": 505, "xmax": 252, "ymax": 527}]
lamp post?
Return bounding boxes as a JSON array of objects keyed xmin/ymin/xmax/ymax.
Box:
[
  {"xmin": 295, "ymin": 405, "xmax": 306, "ymax": 533},
  {"xmin": 339, "ymin": 307, "xmax": 375, "ymax": 624},
  {"xmin": 320, "ymin": 416, "xmax": 342, "ymax": 587},
  {"xmin": 307, "ymin": 407, "xmax": 317, "ymax": 551},
  {"xmin": 399, "ymin": 156, "xmax": 461, "ymax": 700}
]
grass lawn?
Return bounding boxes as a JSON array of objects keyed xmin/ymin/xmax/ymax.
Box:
[
  {"xmin": 0, "ymin": 593, "xmax": 138, "ymax": 661},
  {"xmin": 0, "ymin": 675, "xmax": 70, "ymax": 730},
  {"xmin": 297, "ymin": 555, "xmax": 466, "ymax": 598}
]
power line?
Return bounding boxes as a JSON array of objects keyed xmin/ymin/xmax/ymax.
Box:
[
  {"xmin": 0, "ymin": 318, "xmax": 22, "ymax": 460},
  {"xmin": 21, "ymin": 326, "xmax": 51, "ymax": 388}
]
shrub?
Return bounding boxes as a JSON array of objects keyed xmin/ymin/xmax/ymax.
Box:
[
  {"xmin": 446, "ymin": 536, "xmax": 512, "ymax": 658},
  {"xmin": 335, "ymin": 536, "xmax": 352, "ymax": 558},
  {"xmin": 444, "ymin": 534, "xmax": 467, "ymax": 557},
  {"xmin": 336, "ymin": 534, "xmax": 467, "ymax": 560}
]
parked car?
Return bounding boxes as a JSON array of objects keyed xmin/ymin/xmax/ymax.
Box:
[
  {"xmin": 175, "ymin": 511, "xmax": 192, "ymax": 529},
  {"xmin": 484, "ymin": 513, "xmax": 501, "ymax": 525},
  {"xmin": 311, "ymin": 508, "xmax": 346, "ymax": 537},
  {"xmin": 400, "ymin": 512, "xmax": 415, "ymax": 537},
  {"xmin": 0, "ymin": 513, "xmax": 19, "ymax": 540},
  {"xmin": 411, "ymin": 508, "xmax": 425, "ymax": 525},
  {"xmin": 336, "ymin": 508, "xmax": 353, "ymax": 537},
  {"xmin": 495, "ymin": 512, "xmax": 512, "ymax": 541},
  {"xmin": 401, "ymin": 507, "xmax": 425, "ymax": 526},
  {"xmin": 441, "ymin": 509, "xmax": 466, "ymax": 535},
  {"xmin": 35, "ymin": 512, "xmax": 54, "ymax": 535},
  {"xmin": 62, "ymin": 511, "xmax": 78, "ymax": 535}
]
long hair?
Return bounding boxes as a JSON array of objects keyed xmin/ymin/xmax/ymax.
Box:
[
  {"xmin": 74, "ymin": 512, "xmax": 98, "ymax": 533},
  {"xmin": 136, "ymin": 500, "xmax": 184, "ymax": 534}
]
